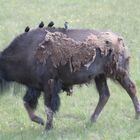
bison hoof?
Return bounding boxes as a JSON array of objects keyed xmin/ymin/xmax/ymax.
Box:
[
  {"xmin": 90, "ymin": 114, "xmax": 98, "ymax": 123},
  {"xmin": 90, "ymin": 118, "xmax": 97, "ymax": 123},
  {"xmin": 31, "ymin": 115, "xmax": 44, "ymax": 125},
  {"xmin": 45, "ymin": 123, "xmax": 53, "ymax": 130}
]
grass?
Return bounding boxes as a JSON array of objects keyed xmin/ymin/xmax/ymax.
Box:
[{"xmin": 0, "ymin": 0, "xmax": 140, "ymax": 139}]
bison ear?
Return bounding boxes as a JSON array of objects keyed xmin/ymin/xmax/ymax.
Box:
[
  {"xmin": 118, "ymin": 37, "xmax": 123, "ymax": 42},
  {"xmin": 118, "ymin": 37, "xmax": 125, "ymax": 47}
]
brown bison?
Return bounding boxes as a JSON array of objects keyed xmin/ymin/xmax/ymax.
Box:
[{"xmin": 0, "ymin": 25, "xmax": 139, "ymax": 130}]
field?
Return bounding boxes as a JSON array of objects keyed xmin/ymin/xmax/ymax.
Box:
[{"xmin": 0, "ymin": 0, "xmax": 140, "ymax": 140}]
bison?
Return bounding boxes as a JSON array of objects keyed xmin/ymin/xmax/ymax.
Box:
[{"xmin": 0, "ymin": 25, "xmax": 140, "ymax": 130}]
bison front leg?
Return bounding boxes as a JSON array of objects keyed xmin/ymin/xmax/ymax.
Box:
[
  {"xmin": 116, "ymin": 74, "xmax": 140, "ymax": 119},
  {"xmin": 44, "ymin": 79, "xmax": 61, "ymax": 130},
  {"xmin": 23, "ymin": 88, "xmax": 44, "ymax": 125},
  {"xmin": 44, "ymin": 91, "xmax": 54, "ymax": 130},
  {"xmin": 91, "ymin": 74, "xmax": 110, "ymax": 122}
]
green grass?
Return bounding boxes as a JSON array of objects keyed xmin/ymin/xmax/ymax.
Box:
[{"xmin": 0, "ymin": 0, "xmax": 140, "ymax": 139}]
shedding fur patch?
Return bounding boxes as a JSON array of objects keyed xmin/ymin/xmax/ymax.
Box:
[{"xmin": 35, "ymin": 30, "xmax": 128, "ymax": 72}]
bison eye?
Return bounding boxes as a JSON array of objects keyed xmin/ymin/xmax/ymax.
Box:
[{"xmin": 105, "ymin": 40, "xmax": 110, "ymax": 45}]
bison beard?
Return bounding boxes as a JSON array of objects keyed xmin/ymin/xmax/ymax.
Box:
[{"xmin": 0, "ymin": 27, "xmax": 140, "ymax": 130}]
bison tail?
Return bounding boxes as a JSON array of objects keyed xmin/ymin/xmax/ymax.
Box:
[
  {"xmin": 0, "ymin": 78, "xmax": 10, "ymax": 95},
  {"xmin": 0, "ymin": 53, "xmax": 11, "ymax": 94}
]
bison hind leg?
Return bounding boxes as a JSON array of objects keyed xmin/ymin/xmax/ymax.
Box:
[
  {"xmin": 23, "ymin": 88, "xmax": 44, "ymax": 125},
  {"xmin": 116, "ymin": 73, "xmax": 140, "ymax": 119}
]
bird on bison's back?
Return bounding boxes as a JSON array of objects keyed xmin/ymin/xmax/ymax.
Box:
[
  {"xmin": 25, "ymin": 26, "xmax": 30, "ymax": 32},
  {"xmin": 39, "ymin": 21, "xmax": 44, "ymax": 28}
]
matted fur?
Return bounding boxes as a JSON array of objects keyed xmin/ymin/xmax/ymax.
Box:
[{"xmin": 35, "ymin": 31, "xmax": 128, "ymax": 72}]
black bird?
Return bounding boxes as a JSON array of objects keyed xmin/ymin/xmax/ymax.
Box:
[
  {"xmin": 25, "ymin": 26, "xmax": 30, "ymax": 32},
  {"xmin": 47, "ymin": 21, "xmax": 54, "ymax": 27},
  {"xmin": 64, "ymin": 21, "xmax": 68, "ymax": 30},
  {"xmin": 39, "ymin": 21, "xmax": 44, "ymax": 28}
]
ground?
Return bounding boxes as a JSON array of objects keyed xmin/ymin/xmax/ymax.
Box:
[{"xmin": 0, "ymin": 0, "xmax": 140, "ymax": 140}]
